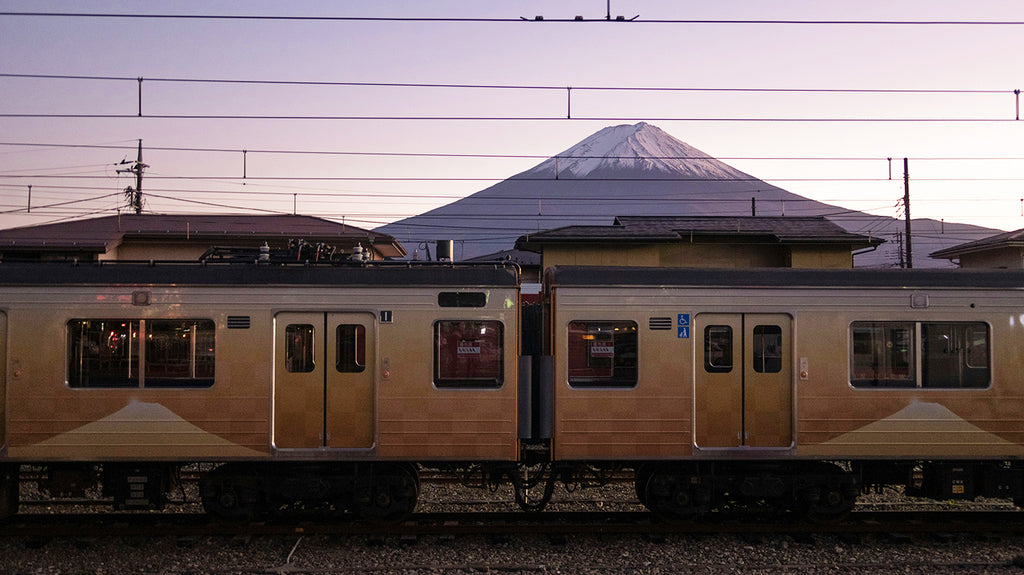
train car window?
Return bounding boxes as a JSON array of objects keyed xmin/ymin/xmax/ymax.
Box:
[
  {"xmin": 704, "ymin": 325, "xmax": 733, "ymax": 374},
  {"xmin": 851, "ymin": 321, "xmax": 990, "ymax": 389},
  {"xmin": 850, "ymin": 322, "xmax": 915, "ymax": 387},
  {"xmin": 144, "ymin": 320, "xmax": 215, "ymax": 388},
  {"xmin": 752, "ymin": 325, "xmax": 783, "ymax": 373},
  {"xmin": 68, "ymin": 319, "xmax": 214, "ymax": 388},
  {"xmin": 434, "ymin": 320, "xmax": 503, "ymax": 388},
  {"xmin": 336, "ymin": 324, "xmax": 366, "ymax": 373},
  {"xmin": 438, "ymin": 292, "xmax": 487, "ymax": 308},
  {"xmin": 68, "ymin": 320, "xmax": 140, "ymax": 387},
  {"xmin": 285, "ymin": 324, "xmax": 316, "ymax": 373},
  {"xmin": 921, "ymin": 322, "xmax": 990, "ymax": 389},
  {"xmin": 567, "ymin": 321, "xmax": 638, "ymax": 388}
]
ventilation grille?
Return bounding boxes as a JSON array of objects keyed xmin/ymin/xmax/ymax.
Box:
[
  {"xmin": 649, "ymin": 317, "xmax": 673, "ymax": 331},
  {"xmin": 227, "ymin": 316, "xmax": 251, "ymax": 329}
]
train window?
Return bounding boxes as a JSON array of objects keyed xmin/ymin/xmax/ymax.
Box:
[
  {"xmin": 567, "ymin": 321, "xmax": 638, "ymax": 388},
  {"xmin": 850, "ymin": 321, "xmax": 990, "ymax": 389},
  {"xmin": 851, "ymin": 322, "xmax": 914, "ymax": 387},
  {"xmin": 336, "ymin": 324, "xmax": 366, "ymax": 373},
  {"xmin": 434, "ymin": 320, "xmax": 503, "ymax": 388},
  {"xmin": 704, "ymin": 325, "xmax": 733, "ymax": 373},
  {"xmin": 752, "ymin": 325, "xmax": 782, "ymax": 373},
  {"xmin": 285, "ymin": 324, "xmax": 315, "ymax": 373},
  {"xmin": 438, "ymin": 292, "xmax": 487, "ymax": 308},
  {"xmin": 144, "ymin": 320, "xmax": 215, "ymax": 388},
  {"xmin": 68, "ymin": 319, "xmax": 214, "ymax": 388},
  {"xmin": 921, "ymin": 322, "xmax": 989, "ymax": 389}
]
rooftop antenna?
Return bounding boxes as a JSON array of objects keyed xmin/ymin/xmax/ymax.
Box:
[{"xmin": 116, "ymin": 139, "xmax": 148, "ymax": 214}]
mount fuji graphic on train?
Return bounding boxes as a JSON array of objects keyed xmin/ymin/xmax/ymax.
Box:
[{"xmin": 375, "ymin": 122, "xmax": 998, "ymax": 268}]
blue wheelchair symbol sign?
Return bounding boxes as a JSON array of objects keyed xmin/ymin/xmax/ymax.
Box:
[{"xmin": 677, "ymin": 314, "xmax": 690, "ymax": 338}]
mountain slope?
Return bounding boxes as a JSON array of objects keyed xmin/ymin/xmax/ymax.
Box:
[{"xmin": 376, "ymin": 123, "xmax": 999, "ymax": 267}]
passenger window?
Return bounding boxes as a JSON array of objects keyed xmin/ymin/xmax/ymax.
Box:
[
  {"xmin": 68, "ymin": 319, "xmax": 214, "ymax": 388},
  {"xmin": 850, "ymin": 321, "xmax": 989, "ymax": 389},
  {"xmin": 336, "ymin": 324, "xmax": 366, "ymax": 373},
  {"xmin": 434, "ymin": 320, "xmax": 503, "ymax": 388},
  {"xmin": 144, "ymin": 320, "xmax": 216, "ymax": 388},
  {"xmin": 567, "ymin": 321, "xmax": 638, "ymax": 388},
  {"xmin": 850, "ymin": 322, "xmax": 914, "ymax": 387},
  {"xmin": 752, "ymin": 325, "xmax": 782, "ymax": 373},
  {"xmin": 285, "ymin": 324, "xmax": 315, "ymax": 373},
  {"xmin": 922, "ymin": 322, "xmax": 989, "ymax": 389},
  {"xmin": 704, "ymin": 325, "xmax": 733, "ymax": 373}
]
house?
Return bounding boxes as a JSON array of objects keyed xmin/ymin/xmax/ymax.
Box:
[
  {"xmin": 515, "ymin": 215, "xmax": 883, "ymax": 271},
  {"xmin": 930, "ymin": 228, "xmax": 1024, "ymax": 268},
  {"xmin": 0, "ymin": 214, "xmax": 406, "ymax": 262}
]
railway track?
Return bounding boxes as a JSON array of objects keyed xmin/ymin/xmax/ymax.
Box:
[{"xmin": 3, "ymin": 509, "xmax": 1024, "ymax": 539}]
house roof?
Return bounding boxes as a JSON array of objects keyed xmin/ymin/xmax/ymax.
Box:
[
  {"xmin": 515, "ymin": 216, "xmax": 883, "ymax": 252},
  {"xmin": 929, "ymin": 227, "xmax": 1024, "ymax": 260},
  {"xmin": 0, "ymin": 214, "xmax": 406, "ymax": 258}
]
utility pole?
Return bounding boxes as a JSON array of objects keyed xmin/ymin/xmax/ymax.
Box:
[
  {"xmin": 117, "ymin": 139, "xmax": 148, "ymax": 214},
  {"xmin": 903, "ymin": 158, "xmax": 912, "ymax": 268}
]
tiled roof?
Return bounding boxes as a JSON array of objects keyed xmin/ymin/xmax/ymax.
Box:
[
  {"xmin": 517, "ymin": 216, "xmax": 882, "ymax": 251},
  {"xmin": 930, "ymin": 228, "xmax": 1024, "ymax": 259},
  {"xmin": 0, "ymin": 214, "xmax": 405, "ymax": 256}
]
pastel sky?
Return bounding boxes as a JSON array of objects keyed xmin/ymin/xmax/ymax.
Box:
[{"xmin": 1, "ymin": 1, "xmax": 1022, "ymax": 235}]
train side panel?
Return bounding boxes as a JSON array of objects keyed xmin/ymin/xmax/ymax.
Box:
[
  {"xmin": 547, "ymin": 267, "xmax": 1024, "ymax": 463},
  {"xmin": 1, "ymin": 269, "xmax": 521, "ymax": 464},
  {"xmin": 548, "ymin": 288, "xmax": 693, "ymax": 460},
  {"xmin": 4, "ymin": 286, "xmax": 273, "ymax": 461},
  {"xmin": 373, "ymin": 286, "xmax": 520, "ymax": 460}
]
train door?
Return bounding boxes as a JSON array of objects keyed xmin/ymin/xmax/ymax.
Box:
[
  {"xmin": 274, "ymin": 312, "xmax": 375, "ymax": 449},
  {"xmin": 694, "ymin": 313, "xmax": 792, "ymax": 449}
]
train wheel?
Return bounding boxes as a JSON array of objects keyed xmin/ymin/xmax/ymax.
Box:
[
  {"xmin": 353, "ymin": 463, "xmax": 418, "ymax": 523},
  {"xmin": 0, "ymin": 465, "xmax": 19, "ymax": 520},
  {"xmin": 642, "ymin": 465, "xmax": 709, "ymax": 521},
  {"xmin": 200, "ymin": 465, "xmax": 261, "ymax": 521},
  {"xmin": 634, "ymin": 464, "xmax": 655, "ymax": 507},
  {"xmin": 796, "ymin": 463, "xmax": 858, "ymax": 521}
]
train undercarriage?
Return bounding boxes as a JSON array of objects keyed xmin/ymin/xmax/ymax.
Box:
[{"xmin": 0, "ymin": 458, "xmax": 1022, "ymax": 523}]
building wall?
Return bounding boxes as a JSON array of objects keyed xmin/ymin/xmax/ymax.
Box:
[
  {"xmin": 540, "ymin": 242, "xmax": 855, "ymax": 270},
  {"xmin": 103, "ymin": 242, "xmax": 208, "ymax": 261},
  {"xmin": 957, "ymin": 247, "xmax": 1024, "ymax": 269},
  {"xmin": 788, "ymin": 246, "xmax": 853, "ymax": 269}
]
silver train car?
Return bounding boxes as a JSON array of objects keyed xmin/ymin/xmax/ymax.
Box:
[{"xmin": 2, "ymin": 261, "xmax": 1024, "ymax": 521}]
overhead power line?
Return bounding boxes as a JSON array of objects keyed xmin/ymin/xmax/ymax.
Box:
[
  {"xmin": 2, "ymin": 74, "xmax": 1020, "ymax": 121},
  {"xmin": 0, "ymin": 74, "xmax": 1012, "ymax": 95},
  {"xmin": 3, "ymin": 141, "xmax": 1024, "ymax": 164},
  {"xmin": 3, "ymin": 12, "xmax": 1024, "ymax": 25}
]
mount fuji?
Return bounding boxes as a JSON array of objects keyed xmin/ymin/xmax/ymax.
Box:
[{"xmin": 375, "ymin": 122, "xmax": 999, "ymax": 268}]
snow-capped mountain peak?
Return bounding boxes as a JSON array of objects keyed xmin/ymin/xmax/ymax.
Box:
[{"xmin": 519, "ymin": 122, "xmax": 751, "ymax": 181}]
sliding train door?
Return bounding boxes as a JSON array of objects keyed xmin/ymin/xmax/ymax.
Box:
[
  {"xmin": 274, "ymin": 312, "xmax": 375, "ymax": 449},
  {"xmin": 694, "ymin": 313, "xmax": 792, "ymax": 449}
]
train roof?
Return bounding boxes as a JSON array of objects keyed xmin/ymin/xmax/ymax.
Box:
[
  {"xmin": 0, "ymin": 260, "xmax": 520, "ymax": 287},
  {"xmin": 545, "ymin": 265, "xmax": 1024, "ymax": 290}
]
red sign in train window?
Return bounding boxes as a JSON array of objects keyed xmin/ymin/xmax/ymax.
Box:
[
  {"xmin": 434, "ymin": 320, "xmax": 503, "ymax": 388},
  {"xmin": 567, "ymin": 320, "xmax": 638, "ymax": 388}
]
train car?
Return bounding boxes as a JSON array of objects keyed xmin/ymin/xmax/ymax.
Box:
[
  {"xmin": 0, "ymin": 261, "xmax": 522, "ymax": 521},
  {"xmin": 543, "ymin": 265, "xmax": 1024, "ymax": 519}
]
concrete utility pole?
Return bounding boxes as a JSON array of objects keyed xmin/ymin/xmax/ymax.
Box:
[
  {"xmin": 117, "ymin": 139, "xmax": 148, "ymax": 214},
  {"xmin": 903, "ymin": 157, "xmax": 912, "ymax": 268}
]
